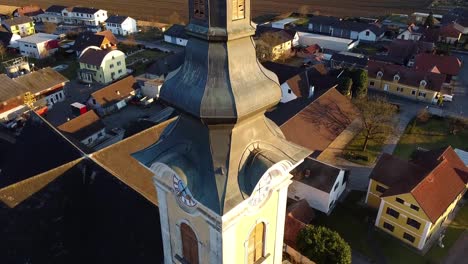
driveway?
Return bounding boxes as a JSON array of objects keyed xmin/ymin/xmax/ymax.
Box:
[{"xmin": 446, "ymin": 51, "xmax": 468, "ymax": 117}]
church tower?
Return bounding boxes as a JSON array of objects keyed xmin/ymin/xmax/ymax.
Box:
[{"xmin": 132, "ymin": 1, "xmax": 311, "ymax": 263}]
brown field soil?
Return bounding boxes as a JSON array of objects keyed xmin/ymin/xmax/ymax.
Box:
[{"xmin": 4, "ymin": 0, "xmax": 434, "ymax": 23}]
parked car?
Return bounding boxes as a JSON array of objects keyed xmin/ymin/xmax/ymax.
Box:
[{"xmin": 442, "ymin": 94, "xmax": 453, "ymax": 102}]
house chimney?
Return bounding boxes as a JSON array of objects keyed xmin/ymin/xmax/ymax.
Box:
[
  {"xmin": 304, "ymin": 169, "xmax": 311, "ymax": 178},
  {"xmin": 116, "ymin": 90, "xmax": 120, "ymax": 95}
]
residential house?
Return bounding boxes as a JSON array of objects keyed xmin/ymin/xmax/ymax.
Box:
[
  {"xmin": 145, "ymin": 51, "xmax": 185, "ymax": 80},
  {"xmin": 368, "ymin": 60, "xmax": 449, "ymax": 103},
  {"xmin": 58, "ymin": 110, "xmax": 106, "ymax": 147},
  {"xmin": 63, "ymin": 7, "xmax": 108, "ymax": 27},
  {"xmin": 412, "ymin": 12, "xmax": 443, "ymax": 24},
  {"xmin": 454, "ymin": 19, "xmax": 468, "ymax": 34},
  {"xmin": 307, "ymin": 16, "xmax": 385, "ymax": 42},
  {"xmin": 0, "ymin": 5, "xmax": 18, "ymax": 22},
  {"xmin": 271, "ymin": 18, "xmax": 300, "ymax": 29},
  {"xmin": 381, "ymin": 14, "xmax": 410, "ymax": 31},
  {"xmin": 267, "ymin": 88, "xmax": 358, "ymax": 155},
  {"xmin": 135, "ymin": 76, "xmax": 163, "ymax": 99},
  {"xmin": 73, "ymin": 30, "xmax": 118, "ymax": 55},
  {"xmin": 438, "ymin": 23, "xmax": 462, "ymax": 44},
  {"xmin": 297, "ymin": 32, "xmax": 359, "ymax": 53},
  {"xmin": 289, "ymin": 157, "xmax": 348, "ymax": 214},
  {"xmin": 256, "ymin": 29, "xmax": 294, "ymax": 61},
  {"xmin": 262, "ymin": 62, "xmax": 328, "ymax": 103},
  {"xmin": 0, "ymin": 68, "xmax": 69, "ymax": 120},
  {"xmin": 372, "ymin": 39, "xmax": 434, "ymax": 66},
  {"xmin": 87, "ymin": 76, "xmax": 137, "ymax": 115},
  {"xmin": 78, "ymin": 46, "xmax": 126, "ymax": 84},
  {"xmin": 397, "ymin": 24, "xmax": 439, "ymax": 43},
  {"xmin": 14, "ymin": 5, "xmax": 44, "ymax": 22},
  {"xmin": 283, "ymin": 200, "xmax": 315, "ymax": 250},
  {"xmin": 105, "ymin": 16, "xmax": 137, "ymax": 36},
  {"xmin": 1, "ymin": 16, "xmax": 35, "ymax": 36},
  {"xmin": 441, "ymin": 8, "xmax": 468, "ymax": 27},
  {"xmin": 17, "ymin": 33, "xmax": 60, "ymax": 59},
  {"xmin": 13, "ymin": 67, "xmax": 69, "ymax": 108},
  {"xmin": 330, "ymin": 51, "xmax": 368, "ymax": 69},
  {"xmin": 39, "ymin": 5, "xmax": 67, "ymax": 23},
  {"xmin": 163, "ymin": 24, "xmax": 188, "ymax": 46},
  {"xmin": 414, "ymin": 53, "xmax": 462, "ymax": 84},
  {"xmin": 295, "ymin": 44, "xmax": 321, "ymax": 59},
  {"xmin": 365, "ymin": 147, "xmax": 467, "ymax": 250}
]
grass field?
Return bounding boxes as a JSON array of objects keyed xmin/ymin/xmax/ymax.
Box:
[{"xmin": 4, "ymin": 0, "xmax": 434, "ymax": 23}]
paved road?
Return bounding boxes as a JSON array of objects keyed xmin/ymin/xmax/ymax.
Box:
[{"xmin": 117, "ymin": 36, "xmax": 184, "ymax": 53}]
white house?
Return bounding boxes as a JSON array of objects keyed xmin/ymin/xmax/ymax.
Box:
[
  {"xmin": 288, "ymin": 157, "xmax": 348, "ymax": 214},
  {"xmin": 164, "ymin": 24, "xmax": 188, "ymax": 46},
  {"xmin": 40, "ymin": 5, "xmax": 67, "ymax": 23},
  {"xmin": 87, "ymin": 76, "xmax": 136, "ymax": 116},
  {"xmin": 57, "ymin": 110, "xmax": 106, "ymax": 146},
  {"xmin": 298, "ymin": 32, "xmax": 359, "ymax": 52},
  {"xmin": 105, "ymin": 16, "xmax": 137, "ymax": 36},
  {"xmin": 17, "ymin": 33, "xmax": 60, "ymax": 59},
  {"xmin": 61, "ymin": 7, "xmax": 107, "ymax": 27},
  {"xmin": 272, "ymin": 18, "xmax": 300, "ymax": 29}
]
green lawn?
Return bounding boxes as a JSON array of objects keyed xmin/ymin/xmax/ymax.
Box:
[
  {"xmin": 354, "ymin": 43, "xmax": 380, "ymax": 56},
  {"xmin": 393, "ymin": 116, "xmax": 468, "ymax": 159},
  {"xmin": 344, "ymin": 131, "xmax": 386, "ymax": 165},
  {"xmin": 314, "ymin": 191, "xmax": 468, "ymax": 264}
]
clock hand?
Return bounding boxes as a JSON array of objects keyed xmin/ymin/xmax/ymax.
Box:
[{"xmin": 177, "ymin": 185, "xmax": 188, "ymax": 196}]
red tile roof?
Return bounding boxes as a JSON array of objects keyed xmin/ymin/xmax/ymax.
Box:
[
  {"xmin": 368, "ymin": 60, "xmax": 446, "ymax": 91},
  {"xmin": 371, "ymin": 147, "xmax": 467, "ymax": 223},
  {"xmin": 90, "ymin": 76, "xmax": 137, "ymax": 107},
  {"xmin": 439, "ymin": 23, "xmax": 462, "ymax": 38},
  {"xmin": 414, "ymin": 53, "xmax": 462, "ymax": 76},
  {"xmin": 280, "ymin": 88, "xmax": 358, "ymax": 151},
  {"xmin": 284, "ymin": 199, "xmax": 315, "ymax": 248}
]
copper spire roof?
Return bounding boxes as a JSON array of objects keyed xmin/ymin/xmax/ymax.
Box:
[{"xmin": 133, "ymin": 0, "xmax": 311, "ymax": 214}]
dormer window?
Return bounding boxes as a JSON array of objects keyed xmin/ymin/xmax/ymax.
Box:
[
  {"xmin": 232, "ymin": 0, "xmax": 245, "ymax": 20},
  {"xmin": 193, "ymin": 0, "xmax": 206, "ymax": 20},
  {"xmin": 377, "ymin": 71, "xmax": 383, "ymax": 78},
  {"xmin": 420, "ymin": 80, "xmax": 427, "ymax": 87},
  {"xmin": 393, "ymin": 74, "xmax": 400, "ymax": 82}
]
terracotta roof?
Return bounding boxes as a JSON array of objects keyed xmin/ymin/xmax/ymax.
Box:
[
  {"xmin": 0, "ymin": 74, "xmax": 29, "ymax": 102},
  {"xmin": 372, "ymin": 39, "xmax": 434, "ymax": 65},
  {"xmin": 414, "ymin": 53, "xmax": 462, "ymax": 77},
  {"xmin": 279, "ymin": 88, "xmax": 358, "ymax": 151},
  {"xmin": 284, "ymin": 199, "xmax": 315, "ymax": 248},
  {"xmin": 90, "ymin": 76, "xmax": 137, "ymax": 107},
  {"xmin": 13, "ymin": 67, "xmax": 69, "ymax": 94},
  {"xmin": 74, "ymin": 31, "xmax": 118, "ymax": 53},
  {"xmin": 291, "ymin": 157, "xmax": 343, "ymax": 193},
  {"xmin": 439, "ymin": 23, "xmax": 462, "ymax": 38},
  {"xmin": 91, "ymin": 118, "xmax": 175, "ymax": 206},
  {"xmin": 57, "ymin": 110, "xmax": 105, "ymax": 141},
  {"xmin": 368, "ymin": 60, "xmax": 446, "ymax": 91},
  {"xmin": 371, "ymin": 147, "xmax": 467, "ymax": 223},
  {"xmin": 16, "ymin": 5, "xmax": 43, "ymax": 17},
  {"xmin": 78, "ymin": 47, "xmax": 113, "ymax": 66}
]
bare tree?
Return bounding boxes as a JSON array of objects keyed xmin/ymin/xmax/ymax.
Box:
[
  {"xmin": 168, "ymin": 12, "xmax": 184, "ymax": 25},
  {"xmin": 43, "ymin": 22, "xmax": 57, "ymax": 34},
  {"xmin": 353, "ymin": 97, "xmax": 398, "ymax": 151},
  {"xmin": 0, "ymin": 43, "xmax": 7, "ymax": 60},
  {"xmin": 255, "ymin": 32, "xmax": 287, "ymax": 62}
]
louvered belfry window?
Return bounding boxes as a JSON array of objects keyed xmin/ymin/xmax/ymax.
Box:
[
  {"xmin": 194, "ymin": 0, "xmax": 206, "ymax": 20},
  {"xmin": 232, "ymin": 0, "xmax": 245, "ymax": 20},
  {"xmin": 247, "ymin": 222, "xmax": 264, "ymax": 263}
]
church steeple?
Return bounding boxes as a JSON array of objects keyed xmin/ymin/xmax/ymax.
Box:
[
  {"xmin": 186, "ymin": 0, "xmax": 254, "ymax": 41},
  {"xmin": 159, "ymin": 0, "xmax": 281, "ymax": 124},
  {"xmin": 132, "ymin": 1, "xmax": 312, "ymax": 263}
]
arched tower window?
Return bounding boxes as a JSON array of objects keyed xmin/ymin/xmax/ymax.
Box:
[
  {"xmin": 247, "ymin": 222, "xmax": 265, "ymax": 264},
  {"xmin": 193, "ymin": 0, "xmax": 206, "ymax": 20},
  {"xmin": 180, "ymin": 223, "xmax": 199, "ymax": 264}
]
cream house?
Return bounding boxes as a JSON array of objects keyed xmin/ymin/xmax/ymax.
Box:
[{"xmin": 78, "ymin": 46, "xmax": 126, "ymax": 84}]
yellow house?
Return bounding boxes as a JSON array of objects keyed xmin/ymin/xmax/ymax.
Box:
[
  {"xmin": 368, "ymin": 60, "xmax": 449, "ymax": 104},
  {"xmin": 256, "ymin": 30, "xmax": 294, "ymax": 61},
  {"xmin": 78, "ymin": 46, "xmax": 126, "ymax": 85},
  {"xmin": 366, "ymin": 147, "xmax": 467, "ymax": 250},
  {"xmin": 1, "ymin": 16, "xmax": 35, "ymax": 36}
]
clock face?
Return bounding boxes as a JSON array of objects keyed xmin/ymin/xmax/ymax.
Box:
[
  {"xmin": 249, "ymin": 175, "xmax": 272, "ymax": 206},
  {"xmin": 173, "ymin": 175, "xmax": 197, "ymax": 207}
]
